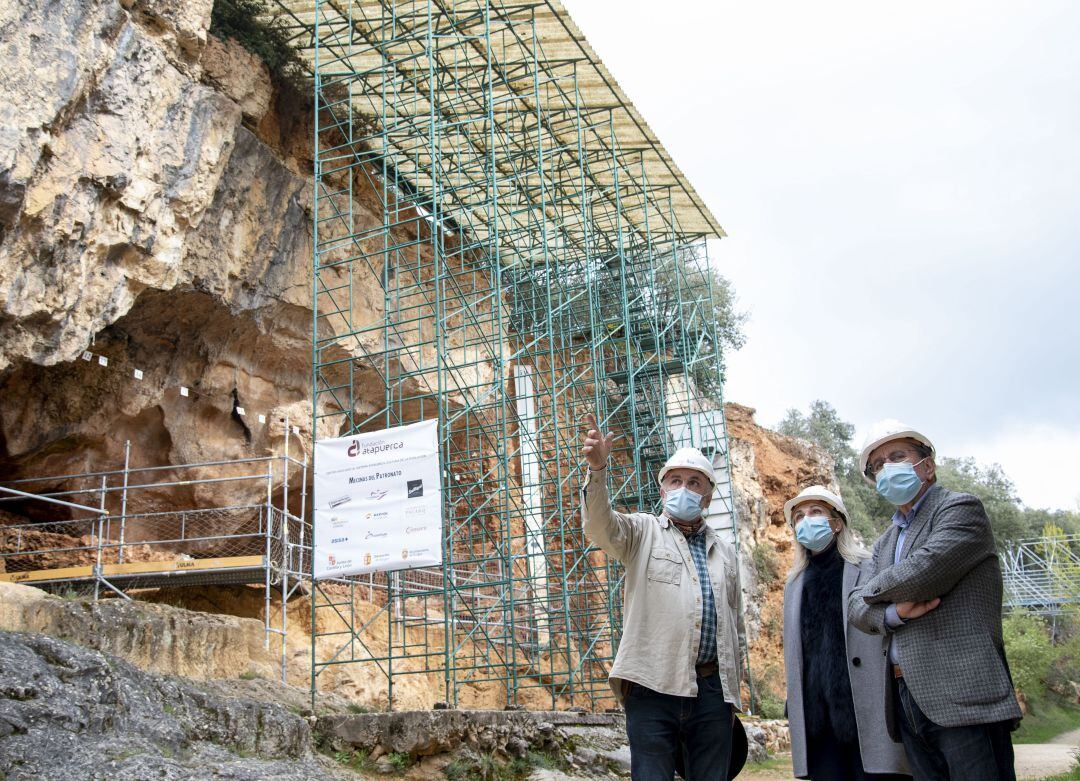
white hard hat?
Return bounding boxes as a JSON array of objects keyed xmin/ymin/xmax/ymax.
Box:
[
  {"xmin": 858, "ymin": 419, "xmax": 936, "ymax": 485},
  {"xmin": 657, "ymin": 447, "xmax": 716, "ymax": 487},
  {"xmin": 783, "ymin": 485, "xmax": 848, "ymax": 526}
]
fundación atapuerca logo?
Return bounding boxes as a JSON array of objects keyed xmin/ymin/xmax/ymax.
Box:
[{"xmin": 347, "ymin": 437, "xmax": 405, "ymax": 458}]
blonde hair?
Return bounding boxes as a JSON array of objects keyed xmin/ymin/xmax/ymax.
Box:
[{"xmin": 785, "ymin": 500, "xmax": 869, "ymax": 584}]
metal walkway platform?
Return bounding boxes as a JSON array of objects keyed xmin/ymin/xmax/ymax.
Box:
[{"xmin": 1002, "ymin": 532, "xmax": 1080, "ymax": 617}]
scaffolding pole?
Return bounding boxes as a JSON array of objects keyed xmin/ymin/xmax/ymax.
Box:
[{"xmin": 285, "ymin": 0, "xmax": 738, "ymax": 710}]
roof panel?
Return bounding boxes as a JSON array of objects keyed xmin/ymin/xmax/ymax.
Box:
[{"xmin": 270, "ymin": 0, "xmax": 723, "ymax": 240}]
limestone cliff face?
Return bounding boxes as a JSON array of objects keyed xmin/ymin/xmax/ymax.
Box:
[
  {"xmin": 0, "ymin": 0, "xmax": 325, "ymax": 491},
  {"xmin": 725, "ymin": 402, "xmax": 838, "ymax": 707},
  {"xmin": 0, "ymin": 0, "xmax": 505, "ymax": 504},
  {"xmin": 1, "ymin": 0, "xmax": 829, "ymax": 713}
]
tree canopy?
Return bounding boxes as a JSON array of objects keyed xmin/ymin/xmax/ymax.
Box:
[{"xmin": 775, "ymin": 400, "xmax": 1078, "ymax": 547}]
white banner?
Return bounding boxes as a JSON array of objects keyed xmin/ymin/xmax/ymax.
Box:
[{"xmin": 313, "ymin": 419, "xmax": 442, "ymax": 579}]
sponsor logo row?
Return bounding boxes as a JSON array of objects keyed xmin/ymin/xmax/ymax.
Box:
[
  {"xmin": 326, "ymin": 548, "xmax": 434, "ymax": 569},
  {"xmin": 327, "ymin": 478, "xmax": 425, "ymax": 508},
  {"xmin": 328, "ymin": 504, "xmax": 429, "ymax": 529}
]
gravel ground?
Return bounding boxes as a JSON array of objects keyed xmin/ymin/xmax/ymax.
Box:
[{"xmin": 738, "ymin": 733, "xmax": 1080, "ymax": 781}]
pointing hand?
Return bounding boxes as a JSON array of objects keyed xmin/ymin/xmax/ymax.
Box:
[{"xmin": 581, "ymin": 412, "xmax": 615, "ymax": 470}]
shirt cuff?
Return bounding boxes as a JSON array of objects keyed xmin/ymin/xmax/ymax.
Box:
[{"xmin": 885, "ymin": 604, "xmax": 905, "ymax": 629}]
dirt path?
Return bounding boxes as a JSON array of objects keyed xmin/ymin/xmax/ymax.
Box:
[
  {"xmin": 737, "ymin": 756, "xmax": 792, "ymax": 780},
  {"xmin": 1012, "ymin": 727, "xmax": 1080, "ymax": 780},
  {"xmin": 1014, "ymin": 742, "xmax": 1077, "ymax": 779},
  {"xmin": 737, "ymin": 734, "xmax": 1080, "ymax": 780},
  {"xmin": 1050, "ymin": 728, "xmax": 1080, "ymax": 746}
]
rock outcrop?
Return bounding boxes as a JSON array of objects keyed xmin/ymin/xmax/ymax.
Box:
[
  {"xmin": 0, "ymin": 0, "xmax": 498, "ymax": 516},
  {"xmin": 0, "ymin": 580, "xmax": 542, "ymax": 713},
  {"xmin": 725, "ymin": 402, "xmax": 838, "ymax": 709},
  {"xmin": 0, "ymin": 580, "xmax": 277, "ymax": 681},
  {"xmin": 0, "ymin": 0, "xmax": 321, "ymax": 495},
  {"xmin": 0, "ymin": 629, "xmax": 355, "ymax": 781}
]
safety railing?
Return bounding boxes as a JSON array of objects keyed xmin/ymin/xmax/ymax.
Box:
[
  {"xmin": 1002, "ymin": 533, "xmax": 1080, "ymax": 617},
  {"xmin": 0, "ymin": 437, "xmax": 309, "ymax": 681}
]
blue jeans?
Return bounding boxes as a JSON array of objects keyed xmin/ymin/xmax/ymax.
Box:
[
  {"xmin": 895, "ymin": 678, "xmax": 1015, "ymax": 781},
  {"xmin": 623, "ymin": 673, "xmax": 733, "ymax": 781}
]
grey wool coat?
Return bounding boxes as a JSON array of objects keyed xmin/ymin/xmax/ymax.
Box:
[
  {"xmin": 784, "ymin": 558, "xmax": 909, "ymax": 778},
  {"xmin": 847, "ymin": 484, "xmax": 1023, "ymax": 732}
]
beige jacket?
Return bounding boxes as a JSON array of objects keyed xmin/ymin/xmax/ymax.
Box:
[{"xmin": 581, "ymin": 468, "xmax": 745, "ymax": 709}]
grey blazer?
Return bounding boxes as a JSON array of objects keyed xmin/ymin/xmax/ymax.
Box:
[
  {"xmin": 784, "ymin": 559, "xmax": 909, "ymax": 778},
  {"xmin": 848, "ymin": 484, "xmax": 1022, "ymax": 732}
]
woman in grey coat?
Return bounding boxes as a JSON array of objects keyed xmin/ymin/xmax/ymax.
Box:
[{"xmin": 782, "ymin": 485, "xmax": 909, "ymax": 781}]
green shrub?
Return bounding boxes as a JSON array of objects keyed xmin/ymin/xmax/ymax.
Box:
[
  {"xmin": 757, "ymin": 693, "xmax": 786, "ymax": 720},
  {"xmin": 750, "ymin": 662, "xmax": 787, "ymax": 721},
  {"xmin": 751, "ymin": 543, "xmax": 781, "ymax": 585},
  {"xmin": 210, "ymin": 0, "xmax": 307, "ymax": 89},
  {"xmin": 1003, "ymin": 611, "xmax": 1055, "ymax": 698},
  {"xmin": 1047, "ymin": 616, "xmax": 1080, "ymax": 699},
  {"xmin": 334, "ymin": 748, "xmax": 375, "ymax": 772}
]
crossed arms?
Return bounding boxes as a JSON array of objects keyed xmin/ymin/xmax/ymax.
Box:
[{"xmin": 848, "ymin": 492, "xmax": 996, "ymax": 635}]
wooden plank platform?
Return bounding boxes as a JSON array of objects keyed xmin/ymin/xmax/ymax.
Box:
[
  {"xmin": 0, "ymin": 565, "xmax": 93, "ymax": 584},
  {"xmin": 0, "ymin": 556, "xmax": 265, "ymax": 584}
]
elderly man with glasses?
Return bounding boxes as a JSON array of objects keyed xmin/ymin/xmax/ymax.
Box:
[
  {"xmin": 580, "ymin": 413, "xmax": 745, "ymax": 781},
  {"xmin": 847, "ymin": 420, "xmax": 1021, "ymax": 781}
]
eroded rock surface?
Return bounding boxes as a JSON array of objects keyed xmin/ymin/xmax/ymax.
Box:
[
  {"xmin": 0, "ymin": 0, "xmax": 323, "ymax": 497},
  {"xmin": 0, "ymin": 629, "xmax": 354, "ymax": 781},
  {"xmin": 0, "ymin": 0, "xmax": 488, "ymax": 515},
  {"xmin": 0, "ymin": 581, "xmax": 277, "ymax": 681},
  {"xmin": 726, "ymin": 402, "xmax": 837, "ymax": 705}
]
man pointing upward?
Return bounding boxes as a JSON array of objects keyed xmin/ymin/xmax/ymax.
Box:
[{"xmin": 580, "ymin": 412, "xmax": 744, "ymax": 781}]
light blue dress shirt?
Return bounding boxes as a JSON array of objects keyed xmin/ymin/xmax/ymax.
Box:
[{"xmin": 884, "ymin": 488, "xmax": 932, "ymax": 664}]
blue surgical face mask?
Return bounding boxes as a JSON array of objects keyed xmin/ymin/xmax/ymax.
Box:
[
  {"xmin": 795, "ymin": 515, "xmax": 835, "ymax": 552},
  {"xmin": 875, "ymin": 459, "xmax": 926, "ymax": 505},
  {"xmin": 663, "ymin": 487, "xmax": 705, "ymax": 522}
]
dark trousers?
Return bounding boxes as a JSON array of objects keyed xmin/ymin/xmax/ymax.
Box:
[
  {"xmin": 807, "ymin": 729, "xmax": 910, "ymax": 781},
  {"xmin": 623, "ymin": 673, "xmax": 732, "ymax": 781},
  {"xmin": 895, "ymin": 678, "xmax": 1015, "ymax": 781}
]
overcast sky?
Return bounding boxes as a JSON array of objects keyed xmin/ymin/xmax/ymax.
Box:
[{"xmin": 563, "ymin": 0, "xmax": 1080, "ymax": 511}]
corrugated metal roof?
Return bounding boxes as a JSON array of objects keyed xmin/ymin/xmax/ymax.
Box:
[{"xmin": 269, "ymin": 0, "xmax": 724, "ymax": 245}]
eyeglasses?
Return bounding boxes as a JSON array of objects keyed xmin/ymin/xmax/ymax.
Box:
[{"xmin": 865, "ymin": 447, "xmax": 921, "ymax": 479}]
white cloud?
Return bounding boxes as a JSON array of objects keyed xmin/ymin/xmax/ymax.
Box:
[
  {"xmin": 950, "ymin": 423, "xmax": 1080, "ymax": 512},
  {"xmin": 564, "ymin": 0, "xmax": 1080, "ymax": 511}
]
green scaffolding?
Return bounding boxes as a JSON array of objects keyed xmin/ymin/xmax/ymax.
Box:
[{"xmin": 271, "ymin": 0, "xmax": 740, "ymax": 710}]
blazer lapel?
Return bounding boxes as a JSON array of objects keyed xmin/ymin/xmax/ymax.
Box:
[
  {"xmin": 786, "ymin": 571, "xmax": 803, "ymax": 664},
  {"xmin": 898, "ymin": 484, "xmax": 945, "ymax": 558},
  {"xmin": 880, "ymin": 525, "xmax": 901, "ymax": 568},
  {"xmin": 841, "ymin": 561, "xmax": 860, "ymax": 658},
  {"xmin": 842, "ymin": 560, "xmax": 859, "ymax": 604}
]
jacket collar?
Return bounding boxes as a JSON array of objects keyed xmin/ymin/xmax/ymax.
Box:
[
  {"xmin": 841, "ymin": 559, "xmax": 860, "ymax": 604},
  {"xmin": 900, "ymin": 483, "xmax": 945, "ymax": 553},
  {"xmin": 660, "ymin": 513, "xmax": 720, "ymax": 551},
  {"xmin": 884, "ymin": 483, "xmax": 944, "ymax": 561},
  {"xmin": 658, "ymin": 512, "xmax": 711, "ymax": 535}
]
